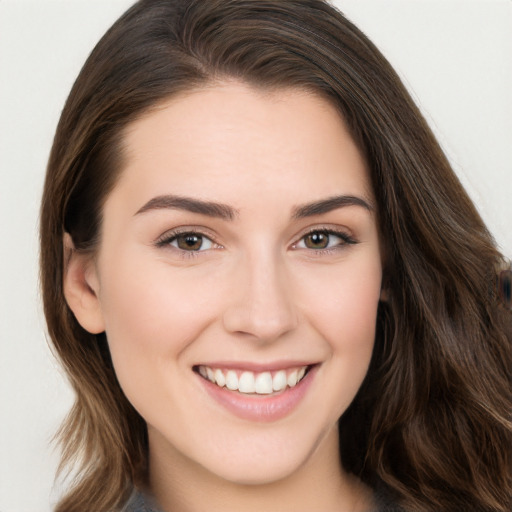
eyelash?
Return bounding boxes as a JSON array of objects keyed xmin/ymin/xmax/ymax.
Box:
[
  {"xmin": 155, "ymin": 228, "xmax": 221, "ymax": 258},
  {"xmin": 293, "ymin": 228, "xmax": 357, "ymax": 254},
  {"xmin": 154, "ymin": 227, "xmax": 357, "ymax": 258}
]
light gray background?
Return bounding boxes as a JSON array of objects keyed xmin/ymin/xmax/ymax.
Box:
[{"xmin": 1, "ymin": 1, "xmax": 511, "ymax": 510}]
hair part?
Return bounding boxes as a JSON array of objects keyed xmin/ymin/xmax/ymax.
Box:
[{"xmin": 40, "ymin": 1, "xmax": 512, "ymax": 510}]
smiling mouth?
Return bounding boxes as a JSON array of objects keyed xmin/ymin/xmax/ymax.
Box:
[{"xmin": 194, "ymin": 365, "xmax": 311, "ymax": 395}]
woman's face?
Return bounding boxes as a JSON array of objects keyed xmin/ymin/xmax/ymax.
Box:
[{"xmin": 72, "ymin": 82, "xmax": 383, "ymax": 485}]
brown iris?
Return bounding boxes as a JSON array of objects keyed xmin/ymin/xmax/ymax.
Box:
[
  {"xmin": 304, "ymin": 232, "xmax": 330, "ymax": 249},
  {"xmin": 176, "ymin": 234, "xmax": 203, "ymax": 251}
]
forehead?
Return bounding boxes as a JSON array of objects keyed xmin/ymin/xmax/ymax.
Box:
[{"xmin": 114, "ymin": 81, "xmax": 373, "ymax": 211}]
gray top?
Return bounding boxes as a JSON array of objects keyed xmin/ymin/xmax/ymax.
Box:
[
  {"xmin": 121, "ymin": 488, "xmax": 400, "ymax": 512},
  {"xmin": 121, "ymin": 490, "xmax": 163, "ymax": 512}
]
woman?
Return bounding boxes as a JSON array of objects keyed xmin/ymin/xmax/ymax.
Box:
[{"xmin": 40, "ymin": 0, "xmax": 512, "ymax": 511}]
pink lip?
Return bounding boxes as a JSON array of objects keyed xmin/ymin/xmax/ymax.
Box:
[{"xmin": 196, "ymin": 364, "xmax": 318, "ymax": 423}]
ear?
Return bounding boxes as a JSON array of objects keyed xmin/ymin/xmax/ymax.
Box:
[
  {"xmin": 379, "ymin": 287, "xmax": 389, "ymax": 302},
  {"xmin": 379, "ymin": 269, "xmax": 390, "ymax": 302},
  {"xmin": 63, "ymin": 233, "xmax": 105, "ymax": 334}
]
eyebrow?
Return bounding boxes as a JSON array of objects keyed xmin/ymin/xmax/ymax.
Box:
[
  {"xmin": 135, "ymin": 193, "xmax": 373, "ymax": 220},
  {"xmin": 292, "ymin": 195, "xmax": 374, "ymax": 219},
  {"xmin": 135, "ymin": 194, "xmax": 238, "ymax": 220}
]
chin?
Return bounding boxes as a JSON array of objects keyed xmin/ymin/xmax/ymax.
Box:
[
  {"xmin": 196, "ymin": 424, "xmax": 333, "ymax": 487},
  {"xmin": 207, "ymin": 454, "xmax": 306, "ymax": 486}
]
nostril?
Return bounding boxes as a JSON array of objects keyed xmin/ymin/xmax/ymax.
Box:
[
  {"xmin": 221, "ymin": 266, "xmax": 298, "ymax": 341},
  {"xmin": 222, "ymin": 305, "xmax": 299, "ymax": 342}
]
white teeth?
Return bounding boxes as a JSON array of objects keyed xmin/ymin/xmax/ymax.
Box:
[
  {"xmin": 254, "ymin": 372, "xmax": 273, "ymax": 394},
  {"xmin": 272, "ymin": 370, "xmax": 287, "ymax": 392},
  {"xmin": 214, "ymin": 368, "xmax": 226, "ymax": 387},
  {"xmin": 287, "ymin": 369, "xmax": 298, "ymax": 387},
  {"xmin": 225, "ymin": 370, "xmax": 238, "ymax": 391},
  {"xmin": 197, "ymin": 365, "xmax": 309, "ymax": 394},
  {"xmin": 238, "ymin": 371, "xmax": 255, "ymax": 393}
]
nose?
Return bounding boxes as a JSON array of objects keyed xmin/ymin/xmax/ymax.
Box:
[{"xmin": 222, "ymin": 249, "xmax": 299, "ymax": 343}]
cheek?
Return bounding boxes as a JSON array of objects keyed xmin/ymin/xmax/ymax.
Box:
[
  {"xmin": 96, "ymin": 258, "xmax": 230, "ymax": 423},
  {"xmin": 301, "ymin": 255, "xmax": 382, "ymax": 359},
  {"xmin": 96, "ymin": 253, "xmax": 223, "ymax": 374}
]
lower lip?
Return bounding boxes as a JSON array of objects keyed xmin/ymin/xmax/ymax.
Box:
[{"xmin": 197, "ymin": 366, "xmax": 317, "ymax": 422}]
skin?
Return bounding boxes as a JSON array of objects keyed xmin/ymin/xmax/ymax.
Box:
[{"xmin": 64, "ymin": 81, "xmax": 384, "ymax": 512}]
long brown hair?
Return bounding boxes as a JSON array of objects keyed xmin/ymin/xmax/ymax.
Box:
[{"xmin": 40, "ymin": 1, "xmax": 512, "ymax": 510}]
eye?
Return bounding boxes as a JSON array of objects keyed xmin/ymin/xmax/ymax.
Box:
[
  {"xmin": 295, "ymin": 229, "xmax": 355, "ymax": 250},
  {"xmin": 158, "ymin": 232, "xmax": 214, "ymax": 252}
]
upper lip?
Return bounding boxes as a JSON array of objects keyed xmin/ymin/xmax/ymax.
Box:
[{"xmin": 194, "ymin": 360, "xmax": 318, "ymax": 372}]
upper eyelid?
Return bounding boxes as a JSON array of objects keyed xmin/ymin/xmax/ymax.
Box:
[
  {"xmin": 155, "ymin": 226, "xmax": 218, "ymax": 244},
  {"xmin": 294, "ymin": 225, "xmax": 354, "ymax": 241}
]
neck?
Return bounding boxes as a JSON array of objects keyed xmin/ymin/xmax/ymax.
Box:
[{"xmin": 147, "ymin": 425, "xmax": 375, "ymax": 512}]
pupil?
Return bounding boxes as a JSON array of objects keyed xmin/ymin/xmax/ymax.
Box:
[
  {"xmin": 307, "ymin": 232, "xmax": 328, "ymax": 249},
  {"xmin": 178, "ymin": 234, "xmax": 202, "ymax": 250}
]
